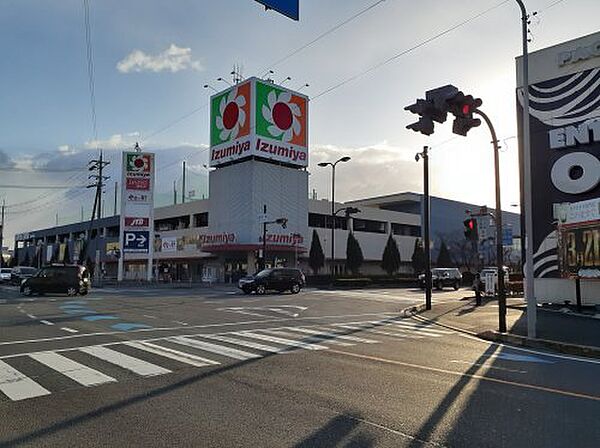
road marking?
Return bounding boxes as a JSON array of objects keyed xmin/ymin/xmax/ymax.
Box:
[
  {"xmin": 0, "ymin": 312, "xmax": 398, "ymax": 347},
  {"xmin": 124, "ymin": 341, "xmax": 219, "ymax": 367},
  {"xmin": 335, "ymin": 324, "xmax": 423, "ymax": 340},
  {"xmin": 286, "ymin": 327, "xmax": 380, "ymax": 344},
  {"xmin": 266, "ymin": 329, "xmax": 354, "ymax": 346},
  {"xmin": 60, "ymin": 327, "xmax": 78, "ymax": 333},
  {"xmin": 29, "ymin": 352, "xmax": 116, "ymax": 387},
  {"xmin": 0, "ymin": 360, "xmax": 51, "ymax": 401},
  {"xmin": 173, "ymin": 321, "xmax": 189, "ymax": 326},
  {"xmin": 26, "ymin": 314, "xmax": 37, "ymax": 319},
  {"xmin": 235, "ymin": 331, "xmax": 328, "ymax": 351},
  {"xmin": 450, "ymin": 360, "xmax": 527, "ymax": 374},
  {"xmin": 202, "ymin": 334, "xmax": 287, "ymax": 353},
  {"xmin": 143, "ymin": 315, "xmax": 157, "ymax": 319},
  {"xmin": 413, "ymin": 316, "xmax": 600, "ymax": 365},
  {"xmin": 40, "ymin": 320, "xmax": 54, "ymax": 326},
  {"xmin": 79, "ymin": 346, "xmax": 171, "ymax": 377},
  {"xmin": 329, "ymin": 349, "xmax": 600, "ymax": 402},
  {"xmin": 170, "ymin": 337, "xmax": 261, "ymax": 361}
]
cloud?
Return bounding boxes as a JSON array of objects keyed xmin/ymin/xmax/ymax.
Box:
[
  {"xmin": 0, "ymin": 149, "xmax": 15, "ymax": 168},
  {"xmin": 116, "ymin": 44, "xmax": 204, "ymax": 74},
  {"xmin": 309, "ymin": 141, "xmax": 423, "ymax": 202},
  {"xmin": 84, "ymin": 133, "xmax": 137, "ymax": 150}
]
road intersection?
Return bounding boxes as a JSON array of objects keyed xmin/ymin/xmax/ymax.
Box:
[{"xmin": 0, "ymin": 285, "xmax": 598, "ymax": 447}]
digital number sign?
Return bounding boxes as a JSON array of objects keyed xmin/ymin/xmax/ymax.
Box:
[{"xmin": 559, "ymin": 223, "xmax": 600, "ymax": 276}]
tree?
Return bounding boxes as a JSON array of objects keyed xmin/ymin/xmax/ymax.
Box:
[
  {"xmin": 308, "ymin": 230, "xmax": 325, "ymax": 275},
  {"xmin": 411, "ymin": 238, "xmax": 426, "ymax": 274},
  {"xmin": 436, "ymin": 240, "xmax": 454, "ymax": 267},
  {"xmin": 381, "ymin": 234, "xmax": 402, "ymax": 276},
  {"xmin": 346, "ymin": 233, "xmax": 364, "ymax": 275}
]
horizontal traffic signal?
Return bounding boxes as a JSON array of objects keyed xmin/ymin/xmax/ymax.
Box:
[{"xmin": 405, "ymin": 85, "xmax": 482, "ymax": 137}]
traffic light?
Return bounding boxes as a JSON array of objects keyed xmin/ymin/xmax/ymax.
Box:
[
  {"xmin": 463, "ymin": 218, "xmax": 478, "ymax": 241},
  {"xmin": 425, "ymin": 84, "xmax": 459, "ymax": 123},
  {"xmin": 404, "ymin": 99, "xmax": 435, "ymax": 135},
  {"xmin": 448, "ymin": 94, "xmax": 482, "ymax": 136}
]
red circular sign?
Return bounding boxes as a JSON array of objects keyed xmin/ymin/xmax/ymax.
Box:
[
  {"xmin": 272, "ymin": 102, "xmax": 293, "ymax": 130},
  {"xmin": 223, "ymin": 102, "xmax": 240, "ymax": 130}
]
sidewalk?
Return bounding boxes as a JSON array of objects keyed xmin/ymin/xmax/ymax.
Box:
[{"xmin": 415, "ymin": 295, "xmax": 600, "ymax": 357}]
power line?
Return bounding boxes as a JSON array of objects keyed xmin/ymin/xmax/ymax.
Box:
[
  {"xmin": 259, "ymin": 0, "xmax": 388, "ymax": 72},
  {"xmin": 83, "ymin": 0, "xmax": 98, "ymax": 145},
  {"xmin": 0, "ymin": 184, "xmax": 88, "ymax": 190},
  {"xmin": 0, "ymin": 166, "xmax": 85, "ymax": 173},
  {"xmin": 313, "ymin": 0, "xmax": 511, "ymax": 100}
]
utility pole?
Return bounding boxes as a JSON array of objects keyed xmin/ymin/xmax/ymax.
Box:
[
  {"xmin": 514, "ymin": 0, "xmax": 536, "ymax": 338},
  {"xmin": 113, "ymin": 181, "xmax": 118, "ymax": 216},
  {"xmin": 86, "ymin": 150, "xmax": 110, "ymax": 275},
  {"xmin": 0, "ymin": 200, "xmax": 5, "ymax": 266},
  {"xmin": 182, "ymin": 161, "xmax": 187, "ymax": 204},
  {"xmin": 416, "ymin": 147, "xmax": 432, "ymax": 310}
]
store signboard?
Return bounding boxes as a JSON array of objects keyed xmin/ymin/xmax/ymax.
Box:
[
  {"xmin": 516, "ymin": 32, "xmax": 600, "ymax": 280},
  {"xmin": 119, "ymin": 151, "xmax": 155, "ymax": 258},
  {"xmin": 559, "ymin": 221, "xmax": 600, "ymax": 278},
  {"xmin": 161, "ymin": 237, "xmax": 177, "ymax": 253},
  {"xmin": 209, "ymin": 77, "xmax": 308, "ymax": 168}
]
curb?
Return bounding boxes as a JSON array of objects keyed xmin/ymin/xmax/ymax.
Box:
[
  {"xmin": 477, "ymin": 330, "xmax": 600, "ymax": 360},
  {"xmin": 411, "ymin": 305, "xmax": 600, "ymax": 360}
]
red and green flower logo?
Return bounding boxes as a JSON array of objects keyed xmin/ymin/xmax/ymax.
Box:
[
  {"xmin": 210, "ymin": 81, "xmax": 251, "ymax": 146},
  {"xmin": 256, "ymin": 81, "xmax": 307, "ymax": 147}
]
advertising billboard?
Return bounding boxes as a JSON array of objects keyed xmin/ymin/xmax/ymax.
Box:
[
  {"xmin": 517, "ymin": 32, "xmax": 600, "ymax": 282},
  {"xmin": 209, "ymin": 77, "xmax": 308, "ymax": 168}
]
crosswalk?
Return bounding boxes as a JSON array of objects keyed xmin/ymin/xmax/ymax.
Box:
[{"xmin": 0, "ymin": 318, "xmax": 453, "ymax": 402}]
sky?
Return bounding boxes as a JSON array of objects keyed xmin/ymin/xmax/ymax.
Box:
[{"xmin": 1, "ymin": 0, "xmax": 599, "ymax": 244}]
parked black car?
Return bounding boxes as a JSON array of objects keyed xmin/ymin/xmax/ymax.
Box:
[
  {"xmin": 10, "ymin": 266, "xmax": 39, "ymax": 285},
  {"xmin": 239, "ymin": 268, "xmax": 305, "ymax": 295},
  {"xmin": 20, "ymin": 265, "xmax": 90, "ymax": 296}
]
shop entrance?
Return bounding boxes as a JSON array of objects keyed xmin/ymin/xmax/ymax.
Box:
[{"xmin": 224, "ymin": 257, "xmax": 248, "ymax": 283}]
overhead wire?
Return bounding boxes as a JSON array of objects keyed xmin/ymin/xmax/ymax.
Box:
[
  {"xmin": 312, "ymin": 0, "xmax": 511, "ymax": 99},
  {"xmin": 258, "ymin": 0, "xmax": 388, "ymax": 72}
]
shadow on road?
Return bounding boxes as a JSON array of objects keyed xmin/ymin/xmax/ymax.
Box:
[{"xmin": 0, "ymin": 316, "xmax": 408, "ymax": 447}]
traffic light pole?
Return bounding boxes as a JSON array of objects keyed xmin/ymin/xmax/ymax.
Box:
[
  {"xmin": 422, "ymin": 146, "xmax": 432, "ymax": 310},
  {"xmin": 474, "ymin": 109, "xmax": 506, "ymax": 333}
]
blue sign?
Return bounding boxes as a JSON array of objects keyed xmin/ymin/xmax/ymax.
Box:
[
  {"xmin": 123, "ymin": 231, "xmax": 149, "ymax": 253},
  {"xmin": 255, "ymin": 0, "xmax": 299, "ymax": 21}
]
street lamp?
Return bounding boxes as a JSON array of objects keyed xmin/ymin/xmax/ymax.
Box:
[{"xmin": 318, "ymin": 156, "xmax": 351, "ymax": 280}]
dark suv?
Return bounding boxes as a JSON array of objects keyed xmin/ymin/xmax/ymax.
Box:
[
  {"xmin": 10, "ymin": 266, "xmax": 39, "ymax": 285},
  {"xmin": 239, "ymin": 268, "xmax": 305, "ymax": 295},
  {"xmin": 419, "ymin": 268, "xmax": 462, "ymax": 290},
  {"xmin": 21, "ymin": 265, "xmax": 90, "ymax": 296}
]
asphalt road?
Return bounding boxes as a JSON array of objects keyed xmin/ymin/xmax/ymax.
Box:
[{"xmin": 0, "ymin": 284, "xmax": 599, "ymax": 447}]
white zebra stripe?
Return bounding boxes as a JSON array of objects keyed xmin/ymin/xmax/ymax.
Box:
[
  {"xmin": 0, "ymin": 360, "xmax": 50, "ymax": 401},
  {"xmin": 170, "ymin": 337, "xmax": 261, "ymax": 360},
  {"xmin": 124, "ymin": 341, "xmax": 220, "ymax": 367},
  {"xmin": 79, "ymin": 346, "xmax": 171, "ymax": 377},
  {"xmin": 29, "ymin": 352, "xmax": 116, "ymax": 387}
]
